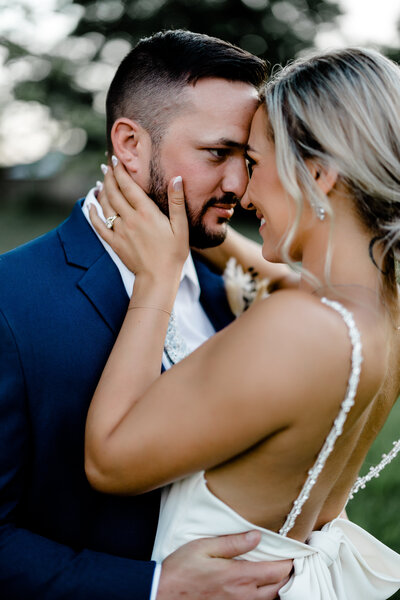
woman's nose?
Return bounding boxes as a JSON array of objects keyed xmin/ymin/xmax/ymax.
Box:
[{"xmin": 240, "ymin": 187, "xmax": 255, "ymax": 211}]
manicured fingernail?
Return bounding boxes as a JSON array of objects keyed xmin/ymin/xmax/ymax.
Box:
[
  {"xmin": 173, "ymin": 176, "xmax": 182, "ymax": 192},
  {"xmin": 95, "ymin": 180, "xmax": 103, "ymax": 192},
  {"xmin": 101, "ymin": 164, "xmax": 108, "ymax": 175},
  {"xmin": 111, "ymin": 155, "xmax": 118, "ymax": 167}
]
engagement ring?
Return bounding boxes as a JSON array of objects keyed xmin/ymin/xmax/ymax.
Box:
[{"xmin": 105, "ymin": 214, "xmax": 119, "ymax": 230}]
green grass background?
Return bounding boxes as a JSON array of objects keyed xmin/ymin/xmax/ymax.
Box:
[
  {"xmin": 1, "ymin": 202, "xmax": 399, "ymax": 598},
  {"xmin": 347, "ymin": 400, "xmax": 400, "ymax": 600}
]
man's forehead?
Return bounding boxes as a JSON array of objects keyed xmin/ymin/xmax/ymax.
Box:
[
  {"xmin": 161, "ymin": 80, "xmax": 260, "ymax": 149},
  {"xmin": 185, "ymin": 77, "xmax": 260, "ymax": 107},
  {"xmin": 177, "ymin": 83, "xmax": 259, "ymax": 135}
]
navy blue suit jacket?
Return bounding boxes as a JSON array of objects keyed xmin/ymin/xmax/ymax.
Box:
[{"xmin": 0, "ymin": 201, "xmax": 234, "ymax": 599}]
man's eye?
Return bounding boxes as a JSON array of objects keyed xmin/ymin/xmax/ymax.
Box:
[{"xmin": 208, "ymin": 148, "xmax": 229, "ymax": 159}]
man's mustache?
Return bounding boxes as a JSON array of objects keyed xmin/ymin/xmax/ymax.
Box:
[{"xmin": 202, "ymin": 194, "xmax": 239, "ymax": 212}]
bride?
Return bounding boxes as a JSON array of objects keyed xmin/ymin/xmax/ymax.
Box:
[{"xmin": 85, "ymin": 47, "xmax": 400, "ymax": 598}]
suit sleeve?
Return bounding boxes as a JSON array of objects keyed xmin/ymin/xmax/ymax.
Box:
[{"xmin": 0, "ymin": 309, "xmax": 155, "ymax": 600}]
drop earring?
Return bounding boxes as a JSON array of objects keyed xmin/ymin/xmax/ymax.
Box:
[
  {"xmin": 310, "ymin": 197, "xmax": 326, "ymax": 221},
  {"xmin": 315, "ymin": 205, "xmax": 326, "ymax": 221},
  {"xmin": 313, "ymin": 172, "xmax": 326, "ymax": 220}
]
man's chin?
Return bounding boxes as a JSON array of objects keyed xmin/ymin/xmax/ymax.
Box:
[{"xmin": 189, "ymin": 223, "xmax": 228, "ymax": 249}]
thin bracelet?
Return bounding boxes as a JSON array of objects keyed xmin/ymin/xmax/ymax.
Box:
[{"xmin": 127, "ymin": 305, "xmax": 171, "ymax": 316}]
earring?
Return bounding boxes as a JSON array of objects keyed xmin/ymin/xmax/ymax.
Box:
[
  {"xmin": 315, "ymin": 205, "xmax": 326, "ymax": 221},
  {"xmin": 311, "ymin": 169, "xmax": 326, "ymax": 219},
  {"xmin": 310, "ymin": 200, "xmax": 326, "ymax": 221}
]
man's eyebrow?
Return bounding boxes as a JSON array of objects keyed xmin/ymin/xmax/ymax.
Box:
[{"xmin": 202, "ymin": 137, "xmax": 247, "ymax": 150}]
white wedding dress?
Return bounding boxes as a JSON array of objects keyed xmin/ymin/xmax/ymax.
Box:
[{"xmin": 152, "ymin": 298, "xmax": 400, "ymax": 599}]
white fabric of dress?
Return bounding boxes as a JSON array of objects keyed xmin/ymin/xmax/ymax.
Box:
[{"xmin": 151, "ymin": 299, "xmax": 400, "ymax": 599}]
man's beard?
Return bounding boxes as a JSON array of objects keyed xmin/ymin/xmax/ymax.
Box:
[{"xmin": 148, "ymin": 152, "xmax": 237, "ymax": 249}]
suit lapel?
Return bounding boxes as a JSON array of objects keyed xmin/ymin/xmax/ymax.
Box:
[
  {"xmin": 77, "ymin": 254, "xmax": 129, "ymax": 334},
  {"xmin": 58, "ymin": 200, "xmax": 129, "ymax": 334},
  {"xmin": 193, "ymin": 254, "xmax": 235, "ymax": 332},
  {"xmin": 58, "ymin": 206, "xmax": 233, "ymax": 338}
]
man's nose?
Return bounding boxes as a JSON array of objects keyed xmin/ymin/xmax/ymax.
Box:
[{"xmin": 221, "ymin": 159, "xmax": 248, "ymax": 199}]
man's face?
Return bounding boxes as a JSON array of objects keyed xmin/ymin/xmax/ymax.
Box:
[{"xmin": 147, "ymin": 78, "xmax": 259, "ymax": 248}]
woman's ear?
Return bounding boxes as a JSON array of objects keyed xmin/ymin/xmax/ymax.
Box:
[
  {"xmin": 110, "ymin": 118, "xmax": 152, "ymax": 175},
  {"xmin": 307, "ymin": 160, "xmax": 338, "ymax": 195}
]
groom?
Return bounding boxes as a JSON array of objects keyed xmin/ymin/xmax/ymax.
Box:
[{"xmin": 0, "ymin": 30, "xmax": 291, "ymax": 599}]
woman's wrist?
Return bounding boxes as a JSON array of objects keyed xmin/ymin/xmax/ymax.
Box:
[
  {"xmin": 130, "ymin": 271, "xmax": 181, "ymax": 314},
  {"xmin": 127, "ymin": 306, "xmax": 172, "ymax": 320}
]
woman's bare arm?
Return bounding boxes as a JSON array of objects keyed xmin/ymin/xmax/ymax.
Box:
[
  {"xmin": 84, "ymin": 162, "xmax": 349, "ymax": 497},
  {"xmin": 85, "ymin": 291, "xmax": 328, "ymax": 494},
  {"xmin": 196, "ymin": 226, "xmax": 299, "ymax": 290}
]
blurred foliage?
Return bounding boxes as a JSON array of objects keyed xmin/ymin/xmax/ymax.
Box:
[
  {"xmin": 1, "ymin": 10, "xmax": 400, "ymax": 596},
  {"xmin": 347, "ymin": 398, "xmax": 400, "ymax": 600},
  {"xmin": 1, "ymin": 0, "xmax": 342, "ymax": 196},
  {"xmin": 382, "ymin": 44, "xmax": 400, "ymax": 65}
]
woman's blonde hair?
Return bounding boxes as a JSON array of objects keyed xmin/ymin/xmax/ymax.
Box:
[{"xmin": 264, "ymin": 47, "xmax": 400, "ymax": 288}]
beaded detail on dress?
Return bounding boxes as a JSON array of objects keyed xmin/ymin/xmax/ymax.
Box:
[
  {"xmin": 164, "ymin": 310, "xmax": 190, "ymax": 365},
  {"xmin": 349, "ymin": 438, "xmax": 400, "ymax": 499},
  {"xmin": 152, "ymin": 295, "xmax": 400, "ymax": 598},
  {"xmin": 279, "ymin": 297, "xmax": 363, "ymax": 537}
]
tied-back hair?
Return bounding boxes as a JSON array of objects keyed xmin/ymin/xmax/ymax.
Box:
[
  {"xmin": 106, "ymin": 29, "xmax": 267, "ymax": 153},
  {"xmin": 263, "ymin": 47, "xmax": 400, "ymax": 290}
]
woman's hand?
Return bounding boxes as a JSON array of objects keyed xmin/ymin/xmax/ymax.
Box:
[{"xmin": 89, "ymin": 157, "xmax": 189, "ymax": 281}]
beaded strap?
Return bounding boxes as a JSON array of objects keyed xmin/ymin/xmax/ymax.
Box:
[
  {"xmin": 348, "ymin": 439, "xmax": 400, "ymax": 500},
  {"xmin": 279, "ymin": 297, "xmax": 363, "ymax": 537}
]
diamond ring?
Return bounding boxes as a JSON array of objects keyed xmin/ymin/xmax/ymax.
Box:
[{"xmin": 105, "ymin": 214, "xmax": 119, "ymax": 230}]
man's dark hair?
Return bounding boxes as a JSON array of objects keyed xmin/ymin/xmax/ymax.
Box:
[{"xmin": 106, "ymin": 29, "xmax": 267, "ymax": 153}]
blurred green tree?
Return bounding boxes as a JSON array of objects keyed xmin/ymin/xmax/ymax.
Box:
[{"xmin": 1, "ymin": 0, "xmax": 342, "ymax": 188}]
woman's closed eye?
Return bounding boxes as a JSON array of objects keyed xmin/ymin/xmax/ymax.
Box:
[{"xmin": 245, "ymin": 155, "xmax": 256, "ymax": 178}]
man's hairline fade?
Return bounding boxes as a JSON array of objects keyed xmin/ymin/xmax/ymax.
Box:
[{"xmin": 106, "ymin": 29, "xmax": 267, "ymax": 156}]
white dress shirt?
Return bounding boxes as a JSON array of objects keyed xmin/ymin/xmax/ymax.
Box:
[{"xmin": 82, "ymin": 188, "xmax": 216, "ymax": 598}]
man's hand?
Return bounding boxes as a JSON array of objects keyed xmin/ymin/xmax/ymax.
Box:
[{"xmin": 157, "ymin": 531, "xmax": 292, "ymax": 599}]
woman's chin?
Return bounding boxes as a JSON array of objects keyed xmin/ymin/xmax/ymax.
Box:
[{"xmin": 261, "ymin": 246, "xmax": 282, "ymax": 264}]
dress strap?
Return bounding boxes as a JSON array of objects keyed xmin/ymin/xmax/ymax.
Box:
[
  {"xmin": 279, "ymin": 297, "xmax": 363, "ymax": 537},
  {"xmin": 348, "ymin": 438, "xmax": 400, "ymax": 499}
]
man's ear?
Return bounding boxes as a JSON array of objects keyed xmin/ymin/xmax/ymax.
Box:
[
  {"xmin": 110, "ymin": 118, "xmax": 152, "ymax": 175},
  {"xmin": 307, "ymin": 160, "xmax": 338, "ymax": 195}
]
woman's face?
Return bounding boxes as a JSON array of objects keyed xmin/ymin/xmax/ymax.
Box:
[{"xmin": 242, "ymin": 105, "xmax": 299, "ymax": 262}]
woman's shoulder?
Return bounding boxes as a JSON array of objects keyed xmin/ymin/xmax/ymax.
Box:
[
  {"xmin": 212, "ymin": 289, "xmax": 357, "ymax": 412},
  {"xmin": 247, "ymin": 288, "xmax": 388, "ymax": 405},
  {"xmin": 242, "ymin": 288, "xmax": 352, "ymax": 348}
]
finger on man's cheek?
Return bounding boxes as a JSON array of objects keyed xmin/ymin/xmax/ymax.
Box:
[
  {"xmin": 89, "ymin": 205, "xmax": 109, "ymax": 240},
  {"xmin": 110, "ymin": 154, "xmax": 139, "ymax": 198}
]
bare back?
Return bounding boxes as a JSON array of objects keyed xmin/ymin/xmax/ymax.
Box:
[{"xmin": 205, "ymin": 290, "xmax": 400, "ymax": 541}]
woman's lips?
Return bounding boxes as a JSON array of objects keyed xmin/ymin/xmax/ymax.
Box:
[{"xmin": 256, "ymin": 209, "xmax": 266, "ymax": 230}]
